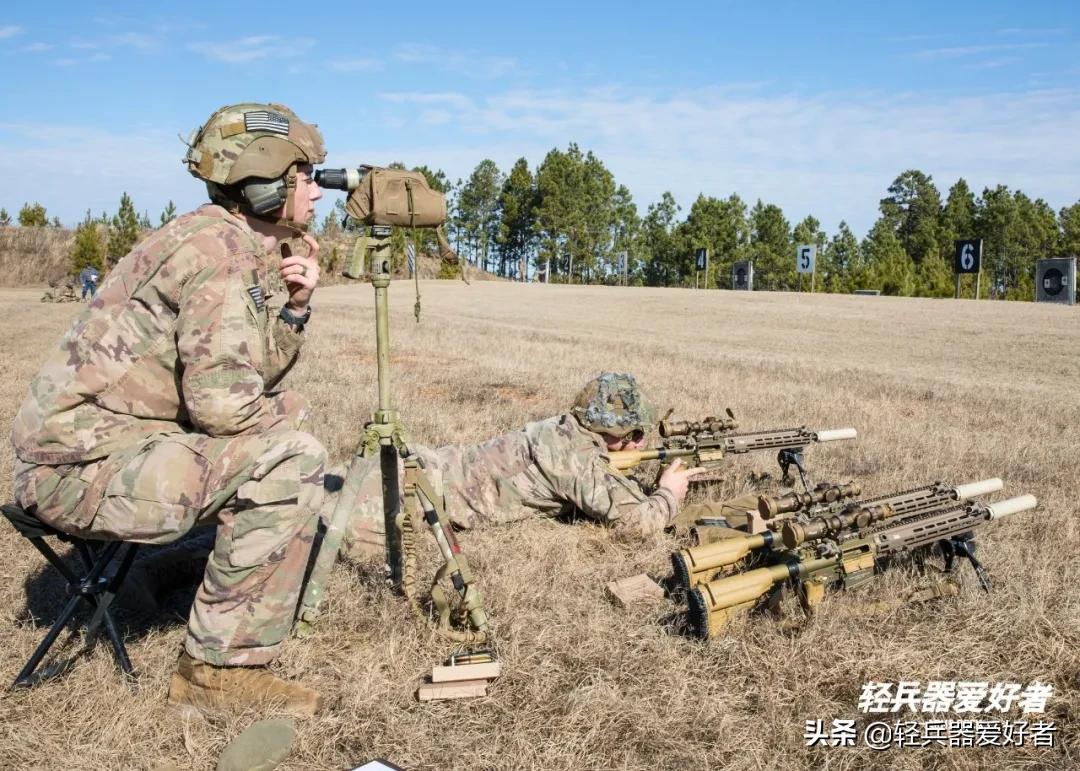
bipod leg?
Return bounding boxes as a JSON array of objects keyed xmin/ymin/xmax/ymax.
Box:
[
  {"xmin": 951, "ymin": 536, "xmax": 991, "ymax": 593},
  {"xmin": 401, "ymin": 452, "xmax": 490, "ymax": 643},
  {"xmin": 777, "ymin": 449, "xmax": 810, "ymax": 493},
  {"xmin": 940, "ymin": 538, "xmax": 957, "ymax": 574}
]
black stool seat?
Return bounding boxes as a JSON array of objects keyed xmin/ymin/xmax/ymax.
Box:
[{"xmin": 2, "ymin": 503, "xmax": 139, "ymax": 688}]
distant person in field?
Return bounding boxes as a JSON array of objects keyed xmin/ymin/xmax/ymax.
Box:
[
  {"xmin": 342, "ymin": 372, "xmax": 706, "ymax": 560},
  {"xmin": 11, "ymin": 102, "xmax": 330, "ymax": 719},
  {"xmin": 78, "ymin": 265, "xmax": 100, "ymax": 299}
]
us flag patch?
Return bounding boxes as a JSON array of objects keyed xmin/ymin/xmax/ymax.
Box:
[
  {"xmin": 247, "ymin": 285, "xmax": 266, "ymax": 310},
  {"xmin": 244, "ymin": 110, "xmax": 290, "ymax": 135}
]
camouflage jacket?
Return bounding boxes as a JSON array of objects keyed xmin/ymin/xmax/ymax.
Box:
[
  {"xmin": 12, "ymin": 205, "xmax": 305, "ymax": 466},
  {"xmin": 417, "ymin": 414, "xmax": 679, "ymax": 536}
]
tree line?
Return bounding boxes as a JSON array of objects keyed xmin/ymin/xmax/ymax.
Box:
[
  {"xmin": 3, "ymin": 196, "xmax": 175, "ymax": 276},
  {"xmin": 9, "ymin": 151, "xmax": 1079, "ymax": 300},
  {"xmin": 321, "ymin": 150, "xmax": 1077, "ymax": 300}
]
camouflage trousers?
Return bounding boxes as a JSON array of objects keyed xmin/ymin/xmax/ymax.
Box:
[
  {"xmin": 334, "ymin": 448, "xmax": 462, "ymax": 563},
  {"xmin": 335, "ymin": 442, "xmax": 531, "ymax": 563},
  {"xmin": 14, "ymin": 420, "xmax": 326, "ymax": 666}
]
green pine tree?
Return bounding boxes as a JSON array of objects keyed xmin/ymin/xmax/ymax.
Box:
[
  {"xmin": 70, "ymin": 210, "xmax": 106, "ymax": 273},
  {"xmin": 863, "ymin": 220, "xmax": 915, "ymax": 295},
  {"xmin": 0, "ymin": 208, "xmax": 11, "ymax": 226},
  {"xmin": 941, "ymin": 178, "xmax": 978, "ymax": 296},
  {"xmin": 821, "ymin": 221, "xmax": 860, "ymax": 292},
  {"xmin": 160, "ymin": 200, "xmax": 177, "ymax": 225},
  {"xmin": 107, "ymin": 192, "xmax": 141, "ymax": 260},
  {"xmin": 496, "ymin": 158, "xmax": 539, "ymax": 280},
  {"xmin": 878, "ymin": 170, "xmax": 943, "ymax": 265},
  {"xmin": 1060, "ymin": 201, "xmax": 1080, "ymax": 258},
  {"xmin": 18, "ymin": 202, "xmax": 48, "ymax": 227},
  {"xmin": 917, "ymin": 253, "xmax": 955, "ymax": 297}
]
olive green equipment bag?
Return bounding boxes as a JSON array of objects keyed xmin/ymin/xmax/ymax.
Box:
[{"xmin": 345, "ymin": 167, "xmax": 447, "ymax": 228}]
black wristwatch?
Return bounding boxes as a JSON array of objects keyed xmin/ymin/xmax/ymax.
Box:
[{"xmin": 279, "ymin": 304, "xmax": 311, "ymax": 333}]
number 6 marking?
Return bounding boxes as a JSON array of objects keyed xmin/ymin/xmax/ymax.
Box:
[{"xmin": 961, "ymin": 243, "xmax": 974, "ymax": 270}]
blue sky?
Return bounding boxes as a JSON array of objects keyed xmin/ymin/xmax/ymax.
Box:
[{"xmin": 1, "ymin": 1, "xmax": 1077, "ymax": 237}]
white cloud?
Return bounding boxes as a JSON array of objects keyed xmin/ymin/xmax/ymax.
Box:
[
  {"xmin": 23, "ymin": 42, "xmax": 52, "ymax": 52},
  {"xmin": 188, "ymin": 35, "xmax": 312, "ymax": 63},
  {"xmin": 6, "ymin": 84, "xmax": 1079, "ymax": 239},
  {"xmin": 394, "ymin": 43, "xmax": 516, "ymax": 78},
  {"xmin": 53, "ymin": 52, "xmax": 111, "ymax": 66},
  {"xmin": 328, "ymin": 57, "xmax": 383, "ymax": 72},
  {"xmin": 912, "ymin": 42, "xmax": 1046, "ymax": 61},
  {"xmin": 359, "ymin": 84, "xmax": 1080, "ymax": 235},
  {"xmin": 110, "ymin": 31, "xmax": 159, "ymax": 51},
  {"xmin": 0, "ymin": 123, "xmax": 203, "ymax": 227},
  {"xmin": 964, "ymin": 57, "xmax": 1022, "ymax": 71},
  {"xmin": 379, "ymin": 91, "xmax": 475, "ymax": 110},
  {"xmin": 994, "ymin": 27, "xmax": 1069, "ymax": 37},
  {"xmin": 0, "ymin": 25, "xmax": 22, "ymax": 39}
]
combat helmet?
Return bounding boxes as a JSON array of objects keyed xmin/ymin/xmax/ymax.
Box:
[
  {"xmin": 182, "ymin": 102, "xmax": 326, "ymax": 231},
  {"xmin": 571, "ymin": 372, "xmax": 653, "ymax": 439}
]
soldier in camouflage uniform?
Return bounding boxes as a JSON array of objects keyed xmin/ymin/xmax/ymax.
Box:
[
  {"xmin": 342, "ymin": 372, "xmax": 705, "ymax": 560},
  {"xmin": 11, "ymin": 103, "xmax": 328, "ymax": 717}
]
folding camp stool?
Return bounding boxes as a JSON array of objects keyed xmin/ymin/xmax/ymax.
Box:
[{"xmin": 1, "ymin": 503, "xmax": 139, "ymax": 688}]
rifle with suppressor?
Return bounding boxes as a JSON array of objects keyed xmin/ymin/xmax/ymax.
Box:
[
  {"xmin": 684, "ymin": 488, "xmax": 1036, "ymax": 639},
  {"xmin": 608, "ymin": 425, "xmax": 857, "ymax": 490},
  {"xmin": 672, "ymin": 477, "xmax": 1004, "ymax": 593}
]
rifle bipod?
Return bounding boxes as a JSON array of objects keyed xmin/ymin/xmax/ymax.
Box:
[
  {"xmin": 777, "ymin": 448, "xmax": 812, "ymax": 493},
  {"xmin": 940, "ymin": 535, "xmax": 992, "ymax": 593},
  {"xmin": 397, "ymin": 450, "xmax": 490, "ymax": 644}
]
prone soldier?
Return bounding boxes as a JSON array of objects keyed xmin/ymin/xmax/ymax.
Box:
[
  {"xmin": 343, "ymin": 372, "xmax": 707, "ymax": 560},
  {"xmin": 11, "ymin": 102, "xmax": 328, "ymax": 717}
]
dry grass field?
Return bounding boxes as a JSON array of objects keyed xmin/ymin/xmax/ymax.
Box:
[{"xmin": 0, "ymin": 282, "xmax": 1077, "ymax": 770}]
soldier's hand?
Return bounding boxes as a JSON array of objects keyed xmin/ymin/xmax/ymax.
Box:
[
  {"xmin": 658, "ymin": 458, "xmax": 708, "ymax": 503},
  {"xmin": 280, "ymin": 234, "xmax": 321, "ymax": 311}
]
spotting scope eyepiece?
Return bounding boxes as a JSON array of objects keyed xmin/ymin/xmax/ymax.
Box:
[{"xmin": 314, "ymin": 166, "xmax": 369, "ymax": 191}]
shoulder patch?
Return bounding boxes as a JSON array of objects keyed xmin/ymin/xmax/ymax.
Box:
[{"xmin": 247, "ymin": 285, "xmax": 266, "ymax": 311}]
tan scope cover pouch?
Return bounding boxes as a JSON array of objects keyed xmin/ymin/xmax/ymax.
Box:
[{"xmin": 345, "ymin": 168, "xmax": 447, "ymax": 227}]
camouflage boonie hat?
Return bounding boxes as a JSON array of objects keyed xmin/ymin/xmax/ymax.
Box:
[
  {"xmin": 183, "ymin": 102, "xmax": 326, "ymax": 185},
  {"xmin": 571, "ymin": 372, "xmax": 653, "ymax": 438}
]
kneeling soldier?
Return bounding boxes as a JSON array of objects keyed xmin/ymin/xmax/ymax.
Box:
[{"xmin": 11, "ymin": 102, "xmax": 328, "ymax": 717}]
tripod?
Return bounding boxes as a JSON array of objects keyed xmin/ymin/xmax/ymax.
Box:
[{"xmin": 295, "ymin": 226, "xmax": 489, "ymax": 643}]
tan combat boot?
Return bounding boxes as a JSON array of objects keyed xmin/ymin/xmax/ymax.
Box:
[{"xmin": 167, "ymin": 652, "xmax": 323, "ymax": 718}]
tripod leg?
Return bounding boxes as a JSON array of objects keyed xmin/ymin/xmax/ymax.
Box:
[{"xmin": 381, "ymin": 445, "xmax": 403, "ymax": 587}]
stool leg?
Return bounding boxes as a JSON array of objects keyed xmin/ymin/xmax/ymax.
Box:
[
  {"xmin": 100, "ymin": 611, "xmax": 134, "ymax": 678},
  {"xmin": 13, "ymin": 593, "xmax": 84, "ymax": 688},
  {"xmin": 84, "ymin": 543, "xmax": 139, "ymax": 678},
  {"xmin": 83, "ymin": 543, "xmax": 136, "ymax": 646}
]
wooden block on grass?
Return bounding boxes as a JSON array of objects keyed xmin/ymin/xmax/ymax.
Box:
[
  {"xmin": 417, "ymin": 679, "xmax": 488, "ymax": 701},
  {"xmin": 606, "ymin": 573, "xmax": 665, "ymax": 608},
  {"xmin": 431, "ymin": 662, "xmax": 503, "ymax": 683}
]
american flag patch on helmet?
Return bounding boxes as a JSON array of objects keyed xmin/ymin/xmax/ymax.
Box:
[
  {"xmin": 247, "ymin": 285, "xmax": 266, "ymax": 310},
  {"xmin": 244, "ymin": 110, "xmax": 290, "ymax": 135}
]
